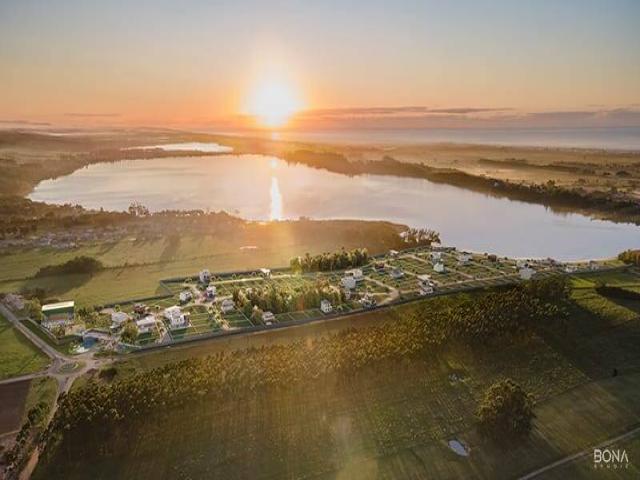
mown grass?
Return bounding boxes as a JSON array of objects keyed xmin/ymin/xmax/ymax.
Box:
[{"xmin": 0, "ymin": 313, "xmax": 49, "ymax": 379}]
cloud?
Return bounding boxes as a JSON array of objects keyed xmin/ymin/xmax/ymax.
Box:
[
  {"xmin": 301, "ymin": 106, "xmax": 512, "ymax": 118},
  {"xmin": 0, "ymin": 119, "xmax": 51, "ymax": 126},
  {"xmin": 64, "ymin": 112, "xmax": 121, "ymax": 118}
]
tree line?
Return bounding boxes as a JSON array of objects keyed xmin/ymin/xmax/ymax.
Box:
[{"xmin": 290, "ymin": 248, "xmax": 369, "ymax": 273}]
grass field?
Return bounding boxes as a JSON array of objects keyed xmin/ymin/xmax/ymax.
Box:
[
  {"xmin": 0, "ymin": 313, "xmax": 49, "ymax": 379},
  {"xmin": 0, "ymin": 221, "xmax": 405, "ymax": 307},
  {"xmin": 33, "ymin": 270, "xmax": 640, "ymax": 479}
]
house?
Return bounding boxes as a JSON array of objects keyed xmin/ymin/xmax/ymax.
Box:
[
  {"xmin": 133, "ymin": 303, "xmax": 147, "ymax": 316},
  {"xmin": 205, "ymin": 285, "xmax": 216, "ymax": 299},
  {"xmin": 41, "ymin": 301, "xmax": 75, "ymax": 330},
  {"xmin": 135, "ymin": 315, "xmax": 157, "ymax": 334},
  {"xmin": 163, "ymin": 306, "xmax": 189, "ymax": 330},
  {"xmin": 199, "ymin": 269, "xmax": 211, "ymax": 284},
  {"xmin": 433, "ymin": 262, "xmax": 446, "ymax": 273},
  {"xmin": 419, "ymin": 285, "xmax": 435, "ymax": 296},
  {"xmin": 430, "ymin": 252, "xmax": 442, "ymax": 263},
  {"xmin": 417, "ymin": 274, "xmax": 432, "ymax": 289},
  {"xmin": 111, "ymin": 311, "xmax": 130, "ymax": 328},
  {"xmin": 320, "ymin": 299, "xmax": 333, "ymax": 314},
  {"xmin": 389, "ymin": 250, "xmax": 399, "ymax": 258},
  {"xmin": 4, "ymin": 293, "xmax": 24, "ymax": 311},
  {"xmin": 221, "ymin": 298, "xmax": 235, "ymax": 314},
  {"xmin": 259, "ymin": 268, "xmax": 272, "ymax": 278},
  {"xmin": 360, "ymin": 294, "xmax": 377, "ymax": 309},
  {"xmin": 457, "ymin": 253, "xmax": 471, "ymax": 265},
  {"xmin": 341, "ymin": 275, "xmax": 357, "ymax": 290},
  {"xmin": 588, "ymin": 261, "xmax": 600, "ymax": 271},
  {"xmin": 179, "ymin": 291, "xmax": 192, "ymax": 304},
  {"xmin": 345, "ymin": 268, "xmax": 364, "ymax": 283},
  {"xmin": 564, "ymin": 264, "xmax": 578, "ymax": 273},
  {"xmin": 262, "ymin": 311, "xmax": 275, "ymax": 325},
  {"xmin": 389, "ymin": 267, "xmax": 404, "ymax": 279},
  {"xmin": 519, "ymin": 266, "xmax": 536, "ymax": 280}
]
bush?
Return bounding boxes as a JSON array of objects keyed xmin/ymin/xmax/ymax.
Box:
[
  {"xmin": 618, "ymin": 250, "xmax": 640, "ymax": 266},
  {"xmin": 120, "ymin": 322, "xmax": 138, "ymax": 344},
  {"xmin": 477, "ymin": 379, "xmax": 535, "ymax": 440}
]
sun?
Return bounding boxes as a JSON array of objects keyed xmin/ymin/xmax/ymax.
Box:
[{"xmin": 244, "ymin": 77, "xmax": 303, "ymax": 129}]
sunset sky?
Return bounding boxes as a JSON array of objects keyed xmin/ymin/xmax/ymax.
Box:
[{"xmin": 1, "ymin": 0, "xmax": 639, "ymax": 129}]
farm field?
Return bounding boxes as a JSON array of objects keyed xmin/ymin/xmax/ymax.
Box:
[
  {"xmin": 0, "ymin": 312, "xmax": 49, "ymax": 379},
  {"xmin": 34, "ymin": 270, "xmax": 640, "ymax": 479}
]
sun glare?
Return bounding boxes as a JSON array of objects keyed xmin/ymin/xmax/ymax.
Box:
[{"xmin": 244, "ymin": 77, "xmax": 302, "ymax": 128}]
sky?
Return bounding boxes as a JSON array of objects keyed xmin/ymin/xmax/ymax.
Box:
[{"xmin": 1, "ymin": 0, "xmax": 639, "ymax": 129}]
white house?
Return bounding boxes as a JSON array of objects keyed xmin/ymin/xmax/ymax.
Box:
[
  {"xmin": 179, "ymin": 291, "xmax": 192, "ymax": 304},
  {"xmin": 262, "ymin": 311, "xmax": 275, "ymax": 325},
  {"xmin": 419, "ymin": 285, "xmax": 435, "ymax": 296},
  {"xmin": 111, "ymin": 311, "xmax": 130, "ymax": 328},
  {"xmin": 345, "ymin": 268, "xmax": 364, "ymax": 283},
  {"xmin": 220, "ymin": 298, "xmax": 235, "ymax": 314},
  {"xmin": 431, "ymin": 252, "xmax": 442, "ymax": 263},
  {"xmin": 199, "ymin": 269, "xmax": 211, "ymax": 284},
  {"xmin": 341, "ymin": 275, "xmax": 357, "ymax": 290},
  {"xmin": 389, "ymin": 249, "xmax": 399, "ymax": 258},
  {"xmin": 259, "ymin": 268, "xmax": 272, "ymax": 278},
  {"xmin": 457, "ymin": 253, "xmax": 472, "ymax": 265},
  {"xmin": 389, "ymin": 267, "xmax": 404, "ymax": 279},
  {"xmin": 163, "ymin": 306, "xmax": 189, "ymax": 330},
  {"xmin": 205, "ymin": 285, "xmax": 216, "ymax": 299},
  {"xmin": 433, "ymin": 262, "xmax": 446, "ymax": 273},
  {"xmin": 564, "ymin": 264, "xmax": 578, "ymax": 273},
  {"xmin": 588, "ymin": 261, "xmax": 600, "ymax": 271},
  {"xmin": 519, "ymin": 266, "xmax": 536, "ymax": 280},
  {"xmin": 135, "ymin": 315, "xmax": 157, "ymax": 334},
  {"xmin": 320, "ymin": 299, "xmax": 333, "ymax": 314}
]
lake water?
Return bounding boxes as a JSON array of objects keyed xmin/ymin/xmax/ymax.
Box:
[{"xmin": 29, "ymin": 154, "xmax": 639, "ymax": 260}]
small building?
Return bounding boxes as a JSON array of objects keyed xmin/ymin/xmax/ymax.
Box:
[
  {"xmin": 136, "ymin": 315, "xmax": 157, "ymax": 334},
  {"xmin": 345, "ymin": 268, "xmax": 364, "ymax": 283},
  {"xmin": 220, "ymin": 298, "xmax": 235, "ymax": 314},
  {"xmin": 111, "ymin": 311, "xmax": 130, "ymax": 328},
  {"xmin": 179, "ymin": 291, "xmax": 192, "ymax": 304},
  {"xmin": 205, "ymin": 285, "xmax": 216, "ymax": 299},
  {"xmin": 389, "ymin": 250, "xmax": 399, "ymax": 258},
  {"xmin": 341, "ymin": 275, "xmax": 357, "ymax": 290},
  {"xmin": 163, "ymin": 306, "xmax": 189, "ymax": 330},
  {"xmin": 564, "ymin": 264, "xmax": 578, "ymax": 273},
  {"xmin": 433, "ymin": 262, "xmax": 446, "ymax": 273},
  {"xmin": 259, "ymin": 268, "xmax": 272, "ymax": 278},
  {"xmin": 519, "ymin": 266, "xmax": 536, "ymax": 280},
  {"xmin": 199, "ymin": 269, "xmax": 211, "ymax": 284},
  {"xmin": 417, "ymin": 274, "xmax": 432, "ymax": 289},
  {"xmin": 419, "ymin": 285, "xmax": 435, "ymax": 296},
  {"xmin": 320, "ymin": 299, "xmax": 333, "ymax": 314},
  {"xmin": 262, "ymin": 311, "xmax": 275, "ymax": 325},
  {"xmin": 4, "ymin": 293, "xmax": 24, "ymax": 311},
  {"xmin": 457, "ymin": 253, "xmax": 472, "ymax": 265},
  {"xmin": 133, "ymin": 303, "xmax": 147, "ymax": 316},
  {"xmin": 389, "ymin": 267, "xmax": 404, "ymax": 279},
  {"xmin": 41, "ymin": 301, "xmax": 75, "ymax": 330},
  {"xmin": 360, "ymin": 294, "xmax": 377, "ymax": 309},
  {"xmin": 588, "ymin": 261, "xmax": 600, "ymax": 271},
  {"xmin": 430, "ymin": 252, "xmax": 442, "ymax": 263}
]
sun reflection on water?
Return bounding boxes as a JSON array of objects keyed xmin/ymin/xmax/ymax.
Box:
[{"xmin": 269, "ymin": 176, "xmax": 283, "ymax": 220}]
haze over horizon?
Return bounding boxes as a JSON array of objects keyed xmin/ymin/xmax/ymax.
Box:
[{"xmin": 1, "ymin": 0, "xmax": 639, "ymax": 130}]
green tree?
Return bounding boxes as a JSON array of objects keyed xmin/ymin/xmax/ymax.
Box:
[
  {"xmin": 120, "ymin": 322, "xmax": 139, "ymax": 344},
  {"xmin": 477, "ymin": 379, "xmax": 535, "ymax": 440}
]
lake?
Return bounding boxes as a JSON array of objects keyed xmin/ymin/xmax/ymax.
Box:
[{"xmin": 29, "ymin": 154, "xmax": 639, "ymax": 260}]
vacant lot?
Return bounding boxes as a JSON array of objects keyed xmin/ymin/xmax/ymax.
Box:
[
  {"xmin": 0, "ymin": 313, "xmax": 49, "ymax": 380},
  {"xmin": 0, "ymin": 379, "xmax": 31, "ymax": 436}
]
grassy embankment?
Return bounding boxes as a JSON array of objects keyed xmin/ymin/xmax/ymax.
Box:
[{"xmin": 33, "ymin": 270, "xmax": 640, "ymax": 479}]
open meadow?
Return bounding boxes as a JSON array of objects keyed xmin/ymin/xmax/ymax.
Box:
[{"xmin": 0, "ymin": 312, "xmax": 49, "ymax": 380}]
